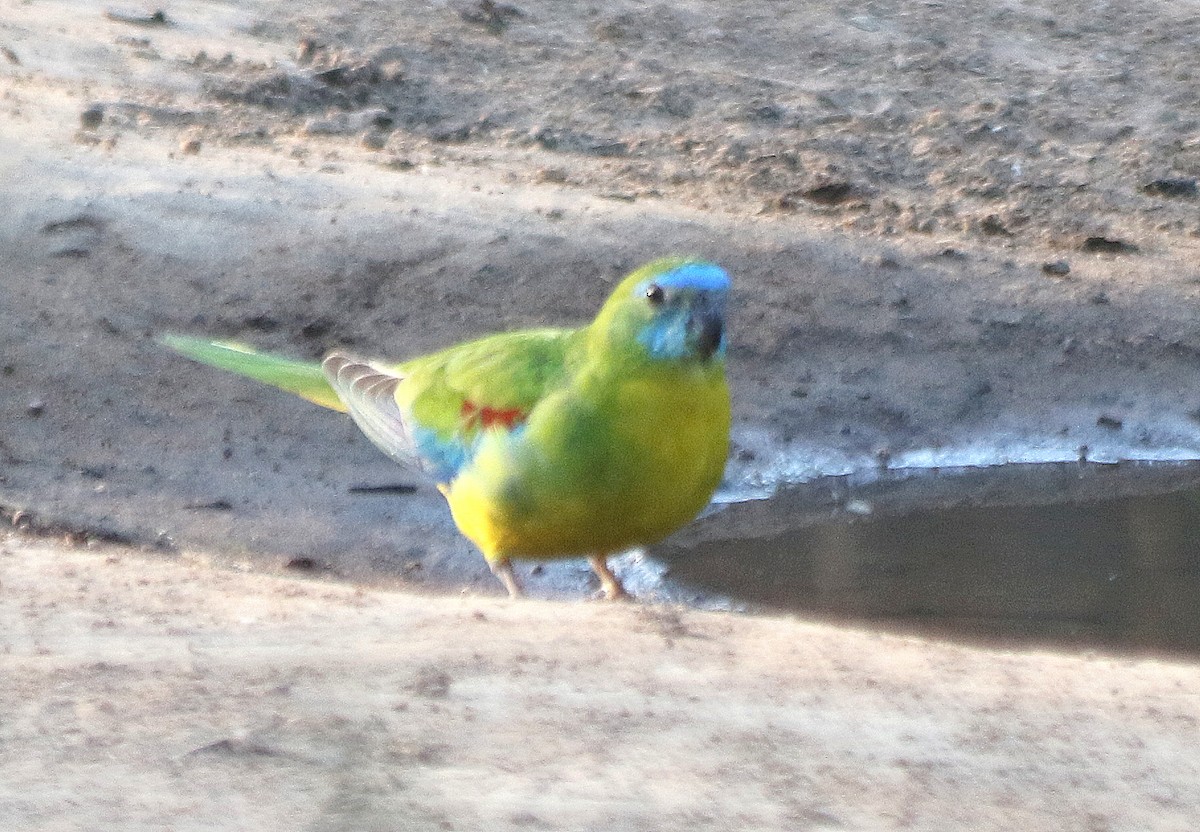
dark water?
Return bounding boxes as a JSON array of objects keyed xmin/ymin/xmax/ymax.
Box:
[{"xmin": 657, "ymin": 461, "xmax": 1200, "ymax": 655}]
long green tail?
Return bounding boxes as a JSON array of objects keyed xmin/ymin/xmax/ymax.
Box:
[{"xmin": 159, "ymin": 334, "xmax": 346, "ymax": 412}]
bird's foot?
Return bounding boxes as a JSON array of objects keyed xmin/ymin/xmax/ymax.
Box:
[
  {"xmin": 589, "ymin": 555, "xmax": 629, "ymax": 601},
  {"xmin": 490, "ymin": 559, "xmax": 523, "ymax": 599}
]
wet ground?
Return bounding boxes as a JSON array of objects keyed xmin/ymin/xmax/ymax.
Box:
[{"xmin": 660, "ymin": 460, "xmax": 1200, "ymax": 654}]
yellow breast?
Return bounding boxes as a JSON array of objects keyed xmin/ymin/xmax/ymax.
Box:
[{"xmin": 445, "ymin": 368, "xmax": 731, "ymax": 561}]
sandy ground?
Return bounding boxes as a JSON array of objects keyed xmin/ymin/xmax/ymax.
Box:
[
  {"xmin": 5, "ymin": 0, "xmax": 1200, "ymax": 826},
  {"xmin": 5, "ymin": 534, "xmax": 1200, "ymax": 831}
]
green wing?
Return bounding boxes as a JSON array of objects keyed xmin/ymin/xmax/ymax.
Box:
[
  {"xmin": 398, "ymin": 328, "xmax": 577, "ymax": 431},
  {"xmin": 163, "ymin": 328, "xmax": 582, "ymax": 483}
]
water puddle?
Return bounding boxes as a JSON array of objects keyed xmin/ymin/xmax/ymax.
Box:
[{"xmin": 654, "ymin": 460, "xmax": 1200, "ymax": 656}]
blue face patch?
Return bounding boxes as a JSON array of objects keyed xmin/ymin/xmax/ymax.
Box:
[
  {"xmin": 638, "ymin": 309, "xmax": 691, "ymax": 361},
  {"xmin": 654, "ymin": 262, "xmax": 730, "ymax": 293},
  {"xmin": 635, "ymin": 261, "xmax": 729, "ymax": 362}
]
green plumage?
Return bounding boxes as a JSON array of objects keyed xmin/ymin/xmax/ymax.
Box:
[{"xmin": 161, "ymin": 257, "xmax": 732, "ymax": 598}]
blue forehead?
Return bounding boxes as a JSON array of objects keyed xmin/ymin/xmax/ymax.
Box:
[{"xmin": 655, "ymin": 262, "xmax": 730, "ymax": 292}]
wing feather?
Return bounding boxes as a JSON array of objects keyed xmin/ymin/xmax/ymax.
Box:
[
  {"xmin": 325, "ymin": 328, "xmax": 579, "ymax": 483},
  {"xmin": 322, "ymin": 353, "xmax": 416, "ymax": 467}
]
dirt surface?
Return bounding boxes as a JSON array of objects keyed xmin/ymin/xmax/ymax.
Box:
[
  {"xmin": 5, "ymin": 1, "xmax": 1200, "ymax": 826},
  {"xmin": 6, "ymin": 0, "xmax": 1200, "ymax": 589},
  {"xmin": 5, "ymin": 535, "xmax": 1200, "ymax": 831}
]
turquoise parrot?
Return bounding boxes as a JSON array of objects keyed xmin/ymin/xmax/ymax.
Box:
[{"xmin": 162, "ymin": 257, "xmax": 731, "ymax": 599}]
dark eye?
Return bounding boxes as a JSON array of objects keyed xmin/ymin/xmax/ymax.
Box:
[{"xmin": 645, "ymin": 284, "xmax": 665, "ymax": 305}]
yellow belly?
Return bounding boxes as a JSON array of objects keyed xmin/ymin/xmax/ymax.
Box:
[{"xmin": 445, "ymin": 370, "xmax": 731, "ymax": 561}]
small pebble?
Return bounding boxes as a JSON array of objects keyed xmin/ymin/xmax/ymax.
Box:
[
  {"xmin": 360, "ymin": 131, "xmax": 387, "ymax": 150},
  {"xmin": 27, "ymin": 399, "xmax": 45, "ymax": 417},
  {"xmin": 1042, "ymin": 260, "xmax": 1071, "ymax": 276},
  {"xmin": 80, "ymin": 104, "xmax": 104, "ymax": 129},
  {"xmin": 1081, "ymin": 236, "xmax": 1139, "ymax": 254},
  {"xmin": 296, "ymin": 38, "xmax": 319, "ymax": 64},
  {"xmin": 103, "ymin": 8, "xmax": 168, "ymax": 26},
  {"xmin": 1143, "ymin": 177, "xmax": 1198, "ymax": 199},
  {"xmin": 535, "ymin": 167, "xmax": 568, "ymax": 184},
  {"xmin": 179, "ymin": 137, "xmax": 201, "ymax": 155}
]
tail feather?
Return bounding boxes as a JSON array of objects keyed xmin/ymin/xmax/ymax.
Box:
[{"xmin": 159, "ymin": 334, "xmax": 347, "ymax": 412}]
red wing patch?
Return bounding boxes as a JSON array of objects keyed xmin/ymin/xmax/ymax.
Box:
[{"xmin": 460, "ymin": 401, "xmax": 526, "ymax": 431}]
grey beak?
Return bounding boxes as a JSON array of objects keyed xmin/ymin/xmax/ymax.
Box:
[{"xmin": 691, "ymin": 308, "xmax": 725, "ymax": 360}]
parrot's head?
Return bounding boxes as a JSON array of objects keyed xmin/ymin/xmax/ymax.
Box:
[{"xmin": 591, "ymin": 258, "xmax": 730, "ymax": 367}]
